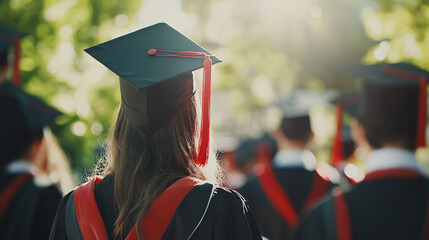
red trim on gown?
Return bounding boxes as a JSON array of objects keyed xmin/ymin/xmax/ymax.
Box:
[
  {"xmin": 0, "ymin": 173, "xmax": 32, "ymax": 218},
  {"xmin": 334, "ymin": 168, "xmax": 429, "ymax": 240},
  {"xmin": 73, "ymin": 176, "xmax": 203, "ymax": 240}
]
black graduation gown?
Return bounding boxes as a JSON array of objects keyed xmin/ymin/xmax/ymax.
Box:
[
  {"xmin": 238, "ymin": 167, "xmax": 334, "ymax": 240},
  {"xmin": 0, "ymin": 172, "xmax": 62, "ymax": 240},
  {"xmin": 295, "ymin": 175, "xmax": 429, "ymax": 240},
  {"xmin": 49, "ymin": 175, "xmax": 262, "ymax": 240}
]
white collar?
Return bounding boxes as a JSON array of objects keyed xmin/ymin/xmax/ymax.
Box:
[
  {"xmin": 6, "ymin": 159, "xmax": 38, "ymax": 175},
  {"xmin": 273, "ymin": 149, "xmax": 317, "ymax": 170},
  {"xmin": 364, "ymin": 148, "xmax": 421, "ymax": 174}
]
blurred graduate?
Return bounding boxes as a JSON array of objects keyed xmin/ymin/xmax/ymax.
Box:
[
  {"xmin": 238, "ymin": 95, "xmax": 336, "ymax": 240},
  {"xmin": 0, "ymin": 25, "xmax": 64, "ymax": 239},
  {"xmin": 295, "ymin": 63, "xmax": 429, "ymax": 240},
  {"xmin": 0, "ymin": 82, "xmax": 63, "ymax": 239},
  {"xmin": 49, "ymin": 23, "xmax": 261, "ymax": 240},
  {"xmin": 220, "ymin": 134, "xmax": 277, "ymax": 189},
  {"xmin": 331, "ymin": 95, "xmax": 364, "ymax": 189}
]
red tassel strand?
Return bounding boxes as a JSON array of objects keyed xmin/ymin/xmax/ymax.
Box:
[
  {"xmin": 195, "ymin": 56, "xmax": 212, "ymax": 166},
  {"xmin": 148, "ymin": 49, "xmax": 213, "ymax": 166},
  {"xmin": 13, "ymin": 38, "xmax": 21, "ymax": 86}
]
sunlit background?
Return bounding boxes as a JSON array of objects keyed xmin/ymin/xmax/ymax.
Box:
[{"xmin": 1, "ymin": 0, "xmax": 428, "ymax": 178}]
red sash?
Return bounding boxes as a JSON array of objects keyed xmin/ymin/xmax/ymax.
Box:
[
  {"xmin": 334, "ymin": 168, "xmax": 429, "ymax": 240},
  {"xmin": 256, "ymin": 161, "xmax": 331, "ymax": 227},
  {"xmin": 302, "ymin": 172, "xmax": 332, "ymax": 212},
  {"xmin": 74, "ymin": 176, "xmax": 203, "ymax": 240},
  {"xmin": 0, "ymin": 173, "xmax": 33, "ymax": 219}
]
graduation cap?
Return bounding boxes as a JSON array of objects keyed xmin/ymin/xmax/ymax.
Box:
[
  {"xmin": 85, "ymin": 22, "xmax": 221, "ymax": 166},
  {"xmin": 330, "ymin": 94, "xmax": 358, "ymax": 166},
  {"xmin": 0, "ymin": 24, "xmax": 26, "ymax": 86},
  {"xmin": 233, "ymin": 133, "xmax": 277, "ymax": 167},
  {"xmin": 0, "ymin": 82, "xmax": 62, "ymax": 131},
  {"xmin": 275, "ymin": 90, "xmax": 333, "ymax": 142},
  {"xmin": 350, "ymin": 63, "xmax": 428, "ymax": 148}
]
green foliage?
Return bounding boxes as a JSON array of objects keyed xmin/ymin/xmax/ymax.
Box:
[{"xmin": 0, "ymin": 0, "xmax": 143, "ymax": 172}]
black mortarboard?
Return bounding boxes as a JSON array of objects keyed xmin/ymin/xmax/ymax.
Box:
[
  {"xmin": 233, "ymin": 134, "xmax": 277, "ymax": 166},
  {"xmin": 0, "ymin": 24, "xmax": 25, "ymax": 85},
  {"xmin": 331, "ymin": 94, "xmax": 358, "ymax": 117},
  {"xmin": 279, "ymin": 103, "xmax": 312, "ymax": 141},
  {"xmin": 350, "ymin": 63, "xmax": 428, "ymax": 148},
  {"xmin": 0, "ymin": 82, "xmax": 62, "ymax": 131},
  {"xmin": 276, "ymin": 91, "xmax": 333, "ymax": 142},
  {"xmin": 277, "ymin": 90, "xmax": 335, "ymax": 119},
  {"xmin": 85, "ymin": 22, "xmax": 221, "ymax": 166}
]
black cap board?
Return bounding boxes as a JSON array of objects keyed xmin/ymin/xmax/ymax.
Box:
[
  {"xmin": 234, "ymin": 133, "xmax": 277, "ymax": 166},
  {"xmin": 332, "ymin": 94, "xmax": 359, "ymax": 117},
  {"xmin": 347, "ymin": 63, "xmax": 429, "ymax": 86},
  {"xmin": 0, "ymin": 24, "xmax": 25, "ymax": 52},
  {"xmin": 0, "ymin": 82, "xmax": 62, "ymax": 131},
  {"xmin": 85, "ymin": 23, "xmax": 221, "ymax": 135},
  {"xmin": 276, "ymin": 90, "xmax": 335, "ymax": 119},
  {"xmin": 85, "ymin": 23, "xmax": 221, "ymax": 91}
]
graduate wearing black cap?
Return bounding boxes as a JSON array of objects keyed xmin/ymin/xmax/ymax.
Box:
[
  {"xmin": 238, "ymin": 100, "xmax": 336, "ymax": 240},
  {"xmin": 295, "ymin": 63, "xmax": 429, "ymax": 240},
  {"xmin": 49, "ymin": 23, "xmax": 261, "ymax": 240},
  {"xmin": 0, "ymin": 82, "xmax": 62, "ymax": 239},
  {"xmin": 221, "ymin": 134, "xmax": 277, "ymax": 189},
  {"xmin": 331, "ymin": 95, "xmax": 364, "ymax": 188},
  {"xmin": 0, "ymin": 24, "xmax": 25, "ymax": 85}
]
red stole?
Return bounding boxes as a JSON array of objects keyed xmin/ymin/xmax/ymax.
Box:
[
  {"xmin": 334, "ymin": 168, "xmax": 429, "ymax": 240},
  {"xmin": 256, "ymin": 161, "xmax": 331, "ymax": 227},
  {"xmin": 73, "ymin": 176, "xmax": 203, "ymax": 240},
  {"xmin": 0, "ymin": 173, "xmax": 33, "ymax": 219}
]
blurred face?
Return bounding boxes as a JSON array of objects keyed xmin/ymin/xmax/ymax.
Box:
[
  {"xmin": 28, "ymin": 138, "xmax": 49, "ymax": 173},
  {"xmin": 351, "ymin": 118, "xmax": 372, "ymax": 151}
]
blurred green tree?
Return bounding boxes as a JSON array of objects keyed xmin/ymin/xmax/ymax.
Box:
[{"xmin": 0, "ymin": 0, "xmax": 143, "ymax": 173}]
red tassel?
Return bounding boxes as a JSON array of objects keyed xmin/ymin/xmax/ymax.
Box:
[
  {"xmin": 417, "ymin": 75, "xmax": 427, "ymax": 147},
  {"xmin": 147, "ymin": 49, "xmax": 214, "ymax": 165},
  {"xmin": 195, "ymin": 56, "xmax": 212, "ymax": 166},
  {"xmin": 12, "ymin": 38, "xmax": 21, "ymax": 86},
  {"xmin": 331, "ymin": 106, "xmax": 343, "ymax": 166}
]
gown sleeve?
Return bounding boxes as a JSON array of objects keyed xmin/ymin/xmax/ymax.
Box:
[
  {"xmin": 190, "ymin": 187, "xmax": 262, "ymax": 240},
  {"xmin": 49, "ymin": 191, "xmax": 73, "ymax": 240},
  {"xmin": 293, "ymin": 197, "xmax": 335, "ymax": 240},
  {"xmin": 33, "ymin": 185, "xmax": 62, "ymax": 239}
]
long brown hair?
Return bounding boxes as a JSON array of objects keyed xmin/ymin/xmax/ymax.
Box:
[{"xmin": 96, "ymin": 94, "xmax": 220, "ymax": 239}]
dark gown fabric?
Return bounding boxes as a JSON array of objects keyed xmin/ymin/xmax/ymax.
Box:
[
  {"xmin": 238, "ymin": 167, "xmax": 334, "ymax": 240},
  {"xmin": 295, "ymin": 176, "xmax": 429, "ymax": 240},
  {"xmin": 49, "ymin": 175, "xmax": 262, "ymax": 240},
  {"xmin": 0, "ymin": 172, "xmax": 62, "ymax": 240}
]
